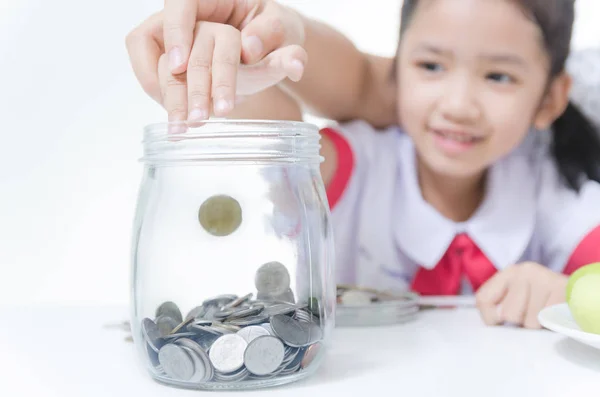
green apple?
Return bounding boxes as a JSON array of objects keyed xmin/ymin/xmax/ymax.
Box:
[
  {"xmin": 568, "ymin": 273, "xmax": 600, "ymax": 335},
  {"xmin": 566, "ymin": 262, "xmax": 600, "ymax": 303}
]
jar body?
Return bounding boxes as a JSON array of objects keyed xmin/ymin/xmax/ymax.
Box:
[{"xmin": 130, "ymin": 121, "xmax": 335, "ymax": 390}]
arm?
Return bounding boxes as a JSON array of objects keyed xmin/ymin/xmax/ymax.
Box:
[
  {"xmin": 280, "ymin": 14, "xmax": 397, "ymax": 128},
  {"xmin": 227, "ymin": 86, "xmax": 338, "ymax": 185}
]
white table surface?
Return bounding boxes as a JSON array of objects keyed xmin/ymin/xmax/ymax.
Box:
[{"xmin": 1, "ymin": 306, "xmax": 598, "ymax": 397}]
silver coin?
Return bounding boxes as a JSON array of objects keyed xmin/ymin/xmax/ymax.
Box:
[
  {"xmin": 236, "ymin": 325, "xmax": 270, "ymax": 343},
  {"xmin": 147, "ymin": 344, "xmax": 161, "ymax": 368},
  {"xmin": 208, "ymin": 334, "xmax": 248, "ymax": 373},
  {"xmin": 257, "ymin": 288, "xmax": 295, "ymax": 304},
  {"xmin": 227, "ymin": 313, "xmax": 269, "ymax": 327},
  {"xmin": 340, "ymin": 290, "xmax": 373, "ymax": 306},
  {"xmin": 225, "ymin": 304, "xmax": 264, "ymax": 320},
  {"xmin": 188, "ymin": 323, "xmax": 222, "ymax": 338},
  {"xmin": 213, "ymin": 308, "xmax": 237, "ymax": 319},
  {"xmin": 158, "ymin": 344, "xmax": 195, "ymax": 381},
  {"xmin": 222, "ymin": 293, "xmax": 253, "ymax": 309},
  {"xmin": 255, "ymin": 261, "xmax": 290, "ymax": 295},
  {"xmin": 177, "ymin": 345, "xmax": 207, "ymax": 383},
  {"xmin": 261, "ymin": 303, "xmax": 297, "ymax": 317},
  {"xmin": 185, "ymin": 306, "xmax": 207, "ymax": 321},
  {"xmin": 156, "ymin": 301, "xmax": 183, "ymax": 323},
  {"xmin": 260, "ymin": 323, "xmax": 275, "ymax": 335},
  {"xmin": 156, "ymin": 315, "xmax": 180, "ymax": 336},
  {"xmin": 161, "ymin": 332, "xmax": 197, "ymax": 342},
  {"xmin": 244, "ymin": 336, "xmax": 285, "ymax": 376},
  {"xmin": 175, "ymin": 338, "xmax": 213, "ymax": 382},
  {"xmin": 270, "ymin": 314, "xmax": 323, "ymax": 348},
  {"xmin": 210, "ymin": 322, "xmax": 242, "ymax": 333},
  {"xmin": 142, "ymin": 318, "xmax": 165, "ymax": 353},
  {"xmin": 194, "ymin": 332, "xmax": 221, "ymax": 352},
  {"xmin": 198, "ymin": 194, "xmax": 242, "ymax": 237},
  {"xmin": 213, "ymin": 367, "xmax": 249, "ymax": 382}
]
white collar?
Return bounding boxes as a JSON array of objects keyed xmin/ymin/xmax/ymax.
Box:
[{"xmin": 393, "ymin": 132, "xmax": 537, "ymax": 270}]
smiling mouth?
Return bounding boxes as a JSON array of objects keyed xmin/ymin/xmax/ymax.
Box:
[{"xmin": 432, "ymin": 129, "xmax": 485, "ymax": 143}]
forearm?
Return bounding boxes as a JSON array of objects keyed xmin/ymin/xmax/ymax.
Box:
[{"xmin": 281, "ymin": 14, "xmax": 397, "ymax": 128}]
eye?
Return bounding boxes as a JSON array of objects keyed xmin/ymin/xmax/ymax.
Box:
[
  {"xmin": 486, "ymin": 72, "xmax": 515, "ymax": 84},
  {"xmin": 418, "ymin": 62, "xmax": 444, "ymax": 73}
]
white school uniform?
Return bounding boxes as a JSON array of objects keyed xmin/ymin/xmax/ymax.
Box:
[{"xmin": 321, "ymin": 120, "xmax": 600, "ymax": 295}]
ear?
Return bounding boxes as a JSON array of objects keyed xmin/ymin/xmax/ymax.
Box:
[{"xmin": 534, "ymin": 72, "xmax": 572, "ymax": 130}]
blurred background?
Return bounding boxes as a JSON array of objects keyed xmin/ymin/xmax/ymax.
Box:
[{"xmin": 1, "ymin": 0, "xmax": 599, "ymax": 308}]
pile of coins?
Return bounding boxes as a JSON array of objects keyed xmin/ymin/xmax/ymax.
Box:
[
  {"xmin": 335, "ymin": 284, "xmax": 420, "ymax": 326},
  {"xmin": 139, "ymin": 262, "xmax": 324, "ymax": 384}
]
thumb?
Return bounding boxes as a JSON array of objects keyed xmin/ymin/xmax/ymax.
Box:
[
  {"xmin": 240, "ymin": 11, "xmax": 288, "ymax": 65},
  {"xmin": 475, "ymin": 269, "xmax": 512, "ymax": 325},
  {"xmin": 235, "ymin": 45, "xmax": 307, "ymax": 96},
  {"xmin": 163, "ymin": 0, "xmax": 197, "ymax": 74}
]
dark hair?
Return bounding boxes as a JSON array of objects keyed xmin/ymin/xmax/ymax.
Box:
[{"xmin": 395, "ymin": 0, "xmax": 600, "ymax": 191}]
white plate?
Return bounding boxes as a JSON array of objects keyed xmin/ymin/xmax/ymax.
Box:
[{"xmin": 538, "ymin": 303, "xmax": 600, "ymax": 350}]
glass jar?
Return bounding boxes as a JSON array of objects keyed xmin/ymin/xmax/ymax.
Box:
[{"xmin": 130, "ymin": 120, "xmax": 335, "ymax": 390}]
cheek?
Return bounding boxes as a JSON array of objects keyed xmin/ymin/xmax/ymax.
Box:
[
  {"xmin": 484, "ymin": 92, "xmax": 539, "ymax": 149},
  {"xmin": 397, "ymin": 72, "xmax": 432, "ymax": 127}
]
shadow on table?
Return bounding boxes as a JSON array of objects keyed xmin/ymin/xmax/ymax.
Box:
[{"xmin": 554, "ymin": 337, "xmax": 600, "ymax": 372}]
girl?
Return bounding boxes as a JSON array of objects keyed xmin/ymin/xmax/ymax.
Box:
[{"xmin": 127, "ymin": 0, "xmax": 600, "ymax": 329}]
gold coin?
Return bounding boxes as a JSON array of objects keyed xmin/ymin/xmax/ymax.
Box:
[{"xmin": 198, "ymin": 195, "xmax": 242, "ymax": 236}]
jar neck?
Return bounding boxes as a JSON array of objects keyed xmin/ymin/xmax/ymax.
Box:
[{"xmin": 141, "ymin": 120, "xmax": 322, "ymax": 165}]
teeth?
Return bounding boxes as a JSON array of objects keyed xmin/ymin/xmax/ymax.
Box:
[{"xmin": 438, "ymin": 131, "xmax": 476, "ymax": 142}]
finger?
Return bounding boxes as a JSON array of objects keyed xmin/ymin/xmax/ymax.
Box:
[
  {"xmin": 186, "ymin": 25, "xmax": 215, "ymax": 121},
  {"xmin": 158, "ymin": 53, "xmax": 169, "ymax": 105},
  {"xmin": 211, "ymin": 24, "xmax": 242, "ymax": 116},
  {"xmin": 231, "ymin": 0, "xmax": 261, "ymax": 29},
  {"xmin": 235, "ymin": 45, "xmax": 307, "ymax": 96},
  {"xmin": 240, "ymin": 7, "xmax": 287, "ymax": 64},
  {"xmin": 523, "ymin": 287, "xmax": 549, "ymax": 329},
  {"xmin": 163, "ymin": 0, "xmax": 198, "ymax": 74},
  {"xmin": 475, "ymin": 270, "xmax": 512, "ymax": 325},
  {"xmin": 125, "ymin": 12, "xmax": 164, "ymax": 104},
  {"xmin": 500, "ymin": 278, "xmax": 530, "ymax": 325},
  {"xmin": 164, "ymin": 69, "xmax": 188, "ymax": 133}
]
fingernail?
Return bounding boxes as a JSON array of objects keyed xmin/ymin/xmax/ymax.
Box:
[
  {"xmin": 214, "ymin": 99, "xmax": 233, "ymax": 115},
  {"xmin": 242, "ymin": 36, "xmax": 263, "ymax": 59},
  {"xmin": 168, "ymin": 46, "xmax": 184, "ymax": 71},
  {"xmin": 289, "ymin": 59, "xmax": 305, "ymax": 81},
  {"xmin": 188, "ymin": 108, "xmax": 208, "ymax": 121}
]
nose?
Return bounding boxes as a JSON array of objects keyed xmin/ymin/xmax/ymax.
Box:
[{"xmin": 438, "ymin": 74, "xmax": 481, "ymax": 124}]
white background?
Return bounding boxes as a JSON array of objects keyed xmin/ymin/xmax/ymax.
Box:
[{"xmin": 1, "ymin": 0, "xmax": 599, "ymax": 308}]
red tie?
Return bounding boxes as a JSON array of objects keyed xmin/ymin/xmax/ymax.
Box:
[{"xmin": 411, "ymin": 233, "xmax": 498, "ymax": 295}]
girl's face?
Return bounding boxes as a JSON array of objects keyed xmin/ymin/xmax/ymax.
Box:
[{"xmin": 397, "ymin": 0, "xmax": 568, "ymax": 179}]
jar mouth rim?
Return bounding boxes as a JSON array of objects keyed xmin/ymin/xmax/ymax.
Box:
[{"xmin": 143, "ymin": 119, "xmax": 319, "ymax": 140}]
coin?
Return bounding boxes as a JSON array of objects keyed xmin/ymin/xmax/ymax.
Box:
[
  {"xmin": 255, "ymin": 261, "xmax": 291, "ymax": 296},
  {"xmin": 175, "ymin": 338, "xmax": 213, "ymax": 382},
  {"xmin": 142, "ymin": 318, "xmax": 165, "ymax": 353},
  {"xmin": 236, "ymin": 325, "xmax": 270, "ymax": 343},
  {"xmin": 156, "ymin": 315, "xmax": 180, "ymax": 336},
  {"xmin": 158, "ymin": 344, "xmax": 196, "ymax": 381},
  {"xmin": 156, "ymin": 301, "xmax": 183, "ymax": 323},
  {"xmin": 270, "ymin": 314, "xmax": 322, "ymax": 348},
  {"xmin": 185, "ymin": 306, "xmax": 206, "ymax": 321},
  {"xmin": 301, "ymin": 342, "xmax": 322, "ymax": 369},
  {"xmin": 208, "ymin": 334, "xmax": 248, "ymax": 373},
  {"xmin": 244, "ymin": 336, "xmax": 285, "ymax": 376},
  {"xmin": 198, "ymin": 195, "xmax": 242, "ymax": 237}
]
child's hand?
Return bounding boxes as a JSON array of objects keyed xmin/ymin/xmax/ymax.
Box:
[
  {"xmin": 475, "ymin": 262, "xmax": 568, "ymax": 329},
  {"xmin": 126, "ymin": 0, "xmax": 307, "ymax": 121}
]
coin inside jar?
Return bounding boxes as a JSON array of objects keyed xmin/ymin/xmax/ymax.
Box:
[{"xmin": 198, "ymin": 195, "xmax": 242, "ymax": 237}]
